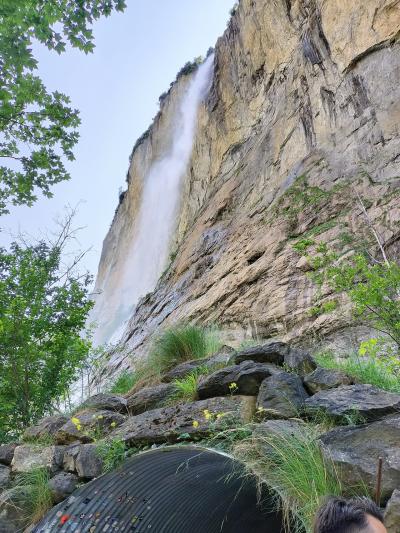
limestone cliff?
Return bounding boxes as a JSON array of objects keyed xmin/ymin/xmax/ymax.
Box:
[{"xmin": 95, "ymin": 0, "xmax": 400, "ymax": 378}]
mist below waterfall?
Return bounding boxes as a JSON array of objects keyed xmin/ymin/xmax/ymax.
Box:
[{"xmin": 91, "ymin": 55, "xmax": 214, "ymax": 346}]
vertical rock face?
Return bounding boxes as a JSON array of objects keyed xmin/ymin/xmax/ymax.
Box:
[{"xmin": 94, "ymin": 0, "xmax": 400, "ymax": 378}]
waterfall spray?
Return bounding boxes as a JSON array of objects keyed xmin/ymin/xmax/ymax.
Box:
[{"xmin": 92, "ymin": 55, "xmax": 214, "ymax": 346}]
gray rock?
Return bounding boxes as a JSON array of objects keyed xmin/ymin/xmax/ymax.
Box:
[
  {"xmin": 111, "ymin": 396, "xmax": 253, "ymax": 446},
  {"xmin": 81, "ymin": 393, "xmax": 128, "ymax": 413},
  {"xmin": 319, "ymin": 414, "xmax": 400, "ymax": 502},
  {"xmin": 232, "ymin": 341, "xmax": 290, "ymax": 365},
  {"xmin": 48, "ymin": 471, "xmax": 79, "ymax": 503},
  {"xmin": 197, "ymin": 360, "xmax": 279, "ymax": 399},
  {"xmin": 11, "ymin": 445, "xmax": 64, "ymax": 474},
  {"xmin": 54, "ymin": 409, "xmax": 126, "ymax": 444},
  {"xmin": 305, "ymin": 384, "xmax": 400, "ymax": 422},
  {"xmin": 385, "ymin": 489, "xmax": 400, "ymax": 533},
  {"xmin": 253, "ymin": 419, "xmax": 306, "ymax": 440},
  {"xmin": 0, "ymin": 465, "xmax": 11, "ymax": 490},
  {"xmin": 127, "ymin": 383, "xmax": 177, "ymax": 415},
  {"xmin": 283, "ymin": 348, "xmax": 316, "ymax": 376},
  {"xmin": 63, "ymin": 443, "xmax": 103, "ymax": 479},
  {"xmin": 23, "ymin": 415, "xmax": 68, "ymax": 441},
  {"xmin": 256, "ymin": 372, "xmax": 309, "ymax": 418},
  {"xmin": 162, "ymin": 347, "xmax": 234, "ymax": 382},
  {"xmin": 304, "ymin": 367, "xmax": 353, "ymax": 394},
  {"xmin": 0, "ymin": 444, "xmax": 18, "ymax": 466},
  {"xmin": 0, "ymin": 487, "xmax": 31, "ymax": 532}
]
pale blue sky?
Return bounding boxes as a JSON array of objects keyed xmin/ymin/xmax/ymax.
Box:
[{"xmin": 0, "ymin": 1, "xmax": 234, "ymax": 275}]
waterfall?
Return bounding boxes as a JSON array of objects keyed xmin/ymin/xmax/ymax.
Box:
[{"xmin": 92, "ymin": 55, "xmax": 214, "ymax": 346}]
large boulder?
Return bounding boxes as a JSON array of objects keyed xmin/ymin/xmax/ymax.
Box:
[
  {"xmin": 305, "ymin": 384, "xmax": 400, "ymax": 422},
  {"xmin": 11, "ymin": 445, "xmax": 64, "ymax": 474},
  {"xmin": 0, "ymin": 444, "xmax": 18, "ymax": 466},
  {"xmin": 232, "ymin": 341, "xmax": 289, "ymax": 365},
  {"xmin": 0, "ymin": 465, "xmax": 11, "ymax": 490},
  {"xmin": 48, "ymin": 471, "xmax": 79, "ymax": 503},
  {"xmin": 23, "ymin": 415, "xmax": 68, "ymax": 442},
  {"xmin": 127, "ymin": 383, "xmax": 177, "ymax": 415},
  {"xmin": 197, "ymin": 360, "xmax": 279, "ymax": 399},
  {"xmin": 384, "ymin": 489, "xmax": 400, "ymax": 533},
  {"xmin": 319, "ymin": 414, "xmax": 400, "ymax": 502},
  {"xmin": 256, "ymin": 372, "xmax": 309, "ymax": 418},
  {"xmin": 111, "ymin": 396, "xmax": 254, "ymax": 447},
  {"xmin": 162, "ymin": 347, "xmax": 234, "ymax": 383},
  {"xmin": 253, "ymin": 419, "xmax": 306, "ymax": 441},
  {"xmin": 63, "ymin": 443, "xmax": 103, "ymax": 479},
  {"xmin": 80, "ymin": 393, "xmax": 128, "ymax": 413},
  {"xmin": 54, "ymin": 409, "xmax": 126, "ymax": 444},
  {"xmin": 303, "ymin": 367, "xmax": 352, "ymax": 394}
]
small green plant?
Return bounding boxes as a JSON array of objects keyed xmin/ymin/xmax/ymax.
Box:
[
  {"xmin": 316, "ymin": 341, "xmax": 400, "ymax": 393},
  {"xmin": 96, "ymin": 437, "xmax": 126, "ymax": 472},
  {"xmin": 309, "ymin": 300, "xmax": 338, "ymax": 317},
  {"xmin": 171, "ymin": 372, "xmax": 200, "ymax": 403},
  {"xmin": 233, "ymin": 424, "xmax": 349, "ymax": 533},
  {"xmin": 110, "ymin": 371, "xmax": 138, "ymax": 394},
  {"xmin": 292, "ymin": 238, "xmax": 315, "ymax": 253},
  {"xmin": 11, "ymin": 468, "xmax": 53, "ymax": 524}
]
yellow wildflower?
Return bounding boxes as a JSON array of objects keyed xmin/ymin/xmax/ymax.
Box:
[
  {"xmin": 228, "ymin": 382, "xmax": 238, "ymax": 392},
  {"xmin": 76, "ymin": 424, "xmax": 82, "ymax": 431},
  {"xmin": 97, "ymin": 415, "xmax": 104, "ymax": 420},
  {"xmin": 71, "ymin": 417, "xmax": 80, "ymax": 426},
  {"xmin": 110, "ymin": 422, "xmax": 117, "ymax": 428},
  {"xmin": 216, "ymin": 413, "xmax": 225, "ymax": 420},
  {"xmin": 203, "ymin": 409, "xmax": 212, "ymax": 420},
  {"xmin": 192, "ymin": 420, "xmax": 199, "ymax": 428}
]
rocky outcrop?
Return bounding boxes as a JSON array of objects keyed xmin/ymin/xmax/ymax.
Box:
[
  {"xmin": 305, "ymin": 384, "xmax": 400, "ymax": 422},
  {"xmin": 319, "ymin": 415, "xmax": 400, "ymax": 502},
  {"xmin": 80, "ymin": 393, "xmax": 128, "ymax": 413},
  {"xmin": 127, "ymin": 383, "xmax": 177, "ymax": 415},
  {"xmin": 92, "ymin": 0, "xmax": 400, "ymax": 383},
  {"xmin": 162, "ymin": 348, "xmax": 234, "ymax": 382},
  {"xmin": 63, "ymin": 443, "xmax": 103, "ymax": 479},
  {"xmin": 23, "ymin": 415, "xmax": 68, "ymax": 441},
  {"xmin": 11, "ymin": 445, "xmax": 64, "ymax": 474},
  {"xmin": 0, "ymin": 444, "xmax": 17, "ymax": 466},
  {"xmin": 54, "ymin": 409, "xmax": 126, "ymax": 444},
  {"xmin": 111, "ymin": 396, "xmax": 254, "ymax": 446},
  {"xmin": 48, "ymin": 472, "xmax": 79, "ymax": 503}
]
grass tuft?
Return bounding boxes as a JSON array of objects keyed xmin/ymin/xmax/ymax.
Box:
[
  {"xmin": 110, "ymin": 371, "xmax": 140, "ymax": 395},
  {"xmin": 315, "ymin": 351, "xmax": 400, "ymax": 393},
  {"xmin": 11, "ymin": 468, "xmax": 53, "ymax": 524},
  {"xmin": 233, "ymin": 423, "xmax": 344, "ymax": 533}
]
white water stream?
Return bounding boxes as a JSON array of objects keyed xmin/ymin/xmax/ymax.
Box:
[{"xmin": 91, "ymin": 55, "xmax": 214, "ymax": 347}]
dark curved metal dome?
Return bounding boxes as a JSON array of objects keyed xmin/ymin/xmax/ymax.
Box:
[{"xmin": 34, "ymin": 446, "xmax": 283, "ymax": 532}]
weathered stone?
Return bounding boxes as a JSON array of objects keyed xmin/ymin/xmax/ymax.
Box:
[
  {"xmin": 232, "ymin": 341, "xmax": 289, "ymax": 365},
  {"xmin": 162, "ymin": 347, "xmax": 234, "ymax": 382},
  {"xmin": 303, "ymin": 367, "xmax": 353, "ymax": 394},
  {"xmin": 319, "ymin": 415, "xmax": 400, "ymax": 502},
  {"xmin": 11, "ymin": 445, "xmax": 64, "ymax": 474},
  {"xmin": 384, "ymin": 489, "xmax": 400, "ymax": 533},
  {"xmin": 0, "ymin": 465, "xmax": 11, "ymax": 490},
  {"xmin": 111, "ymin": 396, "xmax": 254, "ymax": 446},
  {"xmin": 23, "ymin": 415, "xmax": 68, "ymax": 441},
  {"xmin": 0, "ymin": 487, "xmax": 31, "ymax": 532},
  {"xmin": 55, "ymin": 409, "xmax": 126, "ymax": 444},
  {"xmin": 256, "ymin": 372, "xmax": 309, "ymax": 418},
  {"xmin": 197, "ymin": 360, "xmax": 279, "ymax": 399},
  {"xmin": 127, "ymin": 383, "xmax": 177, "ymax": 415},
  {"xmin": 63, "ymin": 443, "xmax": 103, "ymax": 479},
  {"xmin": 253, "ymin": 419, "xmax": 306, "ymax": 441},
  {"xmin": 283, "ymin": 349, "xmax": 316, "ymax": 376},
  {"xmin": 305, "ymin": 384, "xmax": 400, "ymax": 422},
  {"xmin": 0, "ymin": 444, "xmax": 17, "ymax": 466},
  {"xmin": 81, "ymin": 393, "xmax": 128, "ymax": 413},
  {"xmin": 48, "ymin": 471, "xmax": 79, "ymax": 503}
]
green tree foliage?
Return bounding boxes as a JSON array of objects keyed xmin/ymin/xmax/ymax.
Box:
[
  {"xmin": 311, "ymin": 247, "xmax": 400, "ymax": 347},
  {"xmin": 0, "ymin": 0, "xmax": 126, "ymax": 213},
  {"xmin": 0, "ymin": 229, "xmax": 94, "ymax": 441}
]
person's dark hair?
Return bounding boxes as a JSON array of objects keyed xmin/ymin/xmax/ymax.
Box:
[{"xmin": 314, "ymin": 497, "xmax": 384, "ymax": 532}]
